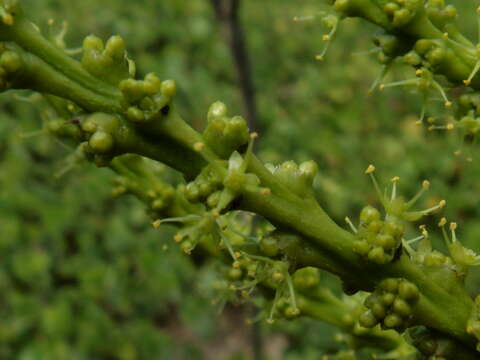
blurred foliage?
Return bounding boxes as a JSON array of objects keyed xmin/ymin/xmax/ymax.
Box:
[{"xmin": 0, "ymin": 0, "xmax": 480, "ymax": 359}]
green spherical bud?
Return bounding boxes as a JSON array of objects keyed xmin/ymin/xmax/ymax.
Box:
[
  {"xmin": 371, "ymin": 303, "xmax": 387, "ymax": 319},
  {"xmin": 293, "ymin": 267, "xmax": 321, "ymax": 291},
  {"xmin": 383, "ymin": 313, "xmax": 403, "ymax": 328},
  {"xmin": 403, "ymin": 51, "xmax": 422, "ymax": 66},
  {"xmin": 375, "ymin": 234, "xmax": 396, "ymax": 250},
  {"xmin": 381, "ymin": 278, "xmax": 399, "ymax": 293},
  {"xmin": 364, "ymin": 294, "xmax": 379, "ymax": 309},
  {"xmin": 381, "ymin": 292, "xmax": 396, "ymax": 306},
  {"xmin": 353, "ymin": 240, "xmax": 370, "ymax": 256},
  {"xmin": 260, "ymin": 237, "xmax": 280, "ymax": 257},
  {"xmin": 393, "ymin": 9, "xmax": 412, "ymax": 27},
  {"xmin": 0, "ymin": 50, "xmax": 22, "ymax": 73},
  {"xmin": 359, "ymin": 205, "xmax": 381, "ymax": 223},
  {"xmin": 415, "ymin": 39, "xmax": 434, "ymax": 55},
  {"xmin": 83, "ymin": 35, "xmax": 104, "ymax": 51},
  {"xmin": 384, "ymin": 3, "xmax": 399, "ymax": 15},
  {"xmin": 89, "ymin": 131, "xmax": 114, "ymax": 153},
  {"xmin": 180, "ymin": 241, "xmax": 193, "ymax": 254},
  {"xmin": 227, "ymin": 268, "xmax": 242, "ymax": 280},
  {"xmin": 208, "ymin": 101, "xmax": 228, "ymax": 121},
  {"xmin": 367, "ymin": 220, "xmax": 384, "ymax": 233},
  {"xmin": 105, "ymin": 35, "xmax": 126, "ymax": 59},
  {"xmin": 185, "ymin": 183, "xmax": 200, "ymax": 202},
  {"xmin": 359, "ymin": 310, "xmax": 379, "ymax": 328},
  {"xmin": 126, "ymin": 106, "xmax": 145, "ymax": 122},
  {"xmin": 161, "ymin": 79, "xmax": 177, "ymax": 98},
  {"xmin": 368, "ymin": 247, "xmax": 386, "ymax": 263},
  {"xmin": 393, "ymin": 298, "xmax": 412, "ymax": 317},
  {"xmin": 398, "ymin": 281, "xmax": 419, "ymax": 301}
]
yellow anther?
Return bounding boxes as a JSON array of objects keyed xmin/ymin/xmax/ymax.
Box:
[
  {"xmin": 193, "ymin": 142, "xmax": 205, "ymax": 152},
  {"xmin": 477, "ymin": 6, "xmax": 480, "ymax": 14},
  {"xmin": 422, "ymin": 180, "xmax": 430, "ymax": 189},
  {"xmin": 67, "ymin": 104, "xmax": 75, "ymax": 111},
  {"xmin": 427, "ymin": 117, "xmax": 435, "ymax": 124},
  {"xmin": 464, "ymin": 79, "xmax": 471, "ymax": 85},
  {"xmin": 438, "ymin": 217, "xmax": 447, "ymax": 227},
  {"xmin": 174, "ymin": 234, "xmax": 183, "ymax": 243},
  {"xmin": 415, "ymin": 120, "xmax": 422, "ymax": 125},
  {"xmin": 446, "ymin": 123, "xmax": 454, "ymax": 130},
  {"xmin": 365, "ymin": 164, "xmax": 376, "ymax": 174},
  {"xmin": 234, "ymin": 251, "xmax": 241, "ymax": 259},
  {"xmin": 233, "ymin": 261, "xmax": 241, "ymax": 268},
  {"xmin": 415, "ymin": 69, "xmax": 423, "ymax": 76},
  {"xmin": 47, "ymin": 18, "xmax": 55, "ymax": 25},
  {"xmin": 212, "ymin": 210, "xmax": 220, "ymax": 218},
  {"xmin": 322, "ymin": 34, "xmax": 330, "ymax": 41},
  {"xmin": 229, "ymin": 284, "xmax": 236, "ymax": 291},
  {"xmin": 439, "ymin": 200, "xmax": 446, "ymax": 208},
  {"xmin": 444, "ymin": 101, "xmax": 452, "ymax": 108},
  {"xmin": 152, "ymin": 220, "xmax": 162, "ymax": 229},
  {"xmin": 450, "ymin": 222, "xmax": 457, "ymax": 231},
  {"xmin": 260, "ymin": 188, "xmax": 271, "ymax": 196},
  {"xmin": 315, "ymin": 55, "xmax": 324, "ymax": 61},
  {"xmin": 454, "ymin": 150, "xmax": 461, "ymax": 156},
  {"xmin": 391, "ymin": 176, "xmax": 400, "ymax": 183},
  {"xmin": 250, "ymin": 132, "xmax": 259, "ymax": 139},
  {"xmin": 379, "ymin": 84, "xmax": 385, "ymax": 91},
  {"xmin": 443, "ymin": 32, "xmax": 449, "ymax": 39}
]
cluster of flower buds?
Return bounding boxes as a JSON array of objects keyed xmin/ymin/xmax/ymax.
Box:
[
  {"xmin": 348, "ymin": 166, "xmax": 445, "ymax": 264},
  {"xmin": 119, "ymin": 74, "xmax": 176, "ymax": 123},
  {"xmin": 183, "ymin": 163, "xmax": 224, "ymax": 208},
  {"xmin": 359, "ymin": 278, "xmax": 419, "ymax": 332},
  {"xmin": 352, "ymin": 204, "xmax": 404, "ymax": 264},
  {"xmin": 202, "ymin": 102, "xmax": 250, "ymax": 159},
  {"xmin": 81, "ymin": 35, "xmax": 131, "ymax": 86},
  {"xmin": 265, "ymin": 160, "xmax": 318, "ymax": 198}
]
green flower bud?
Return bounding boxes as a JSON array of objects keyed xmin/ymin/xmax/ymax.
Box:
[
  {"xmin": 367, "ymin": 220, "xmax": 384, "ymax": 234},
  {"xmin": 89, "ymin": 131, "xmax": 114, "ymax": 153},
  {"xmin": 371, "ymin": 303, "xmax": 387, "ymax": 319},
  {"xmin": 227, "ymin": 268, "xmax": 242, "ymax": 281},
  {"xmin": 293, "ymin": 267, "xmax": 321, "ymax": 291},
  {"xmin": 380, "ymin": 278, "xmax": 399, "ymax": 293},
  {"xmin": 0, "ymin": 50, "xmax": 21, "ymax": 73},
  {"xmin": 393, "ymin": 9, "xmax": 413, "ymax": 27},
  {"xmin": 359, "ymin": 310, "xmax": 379, "ymax": 328},
  {"xmin": 403, "ymin": 51, "xmax": 422, "ymax": 66},
  {"xmin": 161, "ymin": 79, "xmax": 177, "ymax": 98},
  {"xmin": 381, "ymin": 292, "xmax": 396, "ymax": 306},
  {"xmin": 126, "ymin": 106, "xmax": 145, "ymax": 122},
  {"xmin": 398, "ymin": 281, "xmax": 419, "ymax": 300},
  {"xmin": 260, "ymin": 236, "xmax": 280, "ymax": 257},
  {"xmin": 375, "ymin": 234, "xmax": 396, "ymax": 250},
  {"xmin": 383, "ymin": 313, "xmax": 403, "ymax": 328},
  {"xmin": 353, "ymin": 240, "xmax": 370, "ymax": 256},
  {"xmin": 360, "ymin": 205, "xmax": 381, "ymax": 224},
  {"xmin": 393, "ymin": 298, "xmax": 411, "ymax": 317},
  {"xmin": 368, "ymin": 247, "xmax": 386, "ymax": 263}
]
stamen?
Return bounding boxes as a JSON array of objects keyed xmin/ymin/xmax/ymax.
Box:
[
  {"xmin": 450, "ymin": 222, "xmax": 458, "ymax": 243},
  {"xmin": 391, "ymin": 176, "xmax": 400, "ymax": 200},
  {"xmin": 464, "ymin": 59, "xmax": 480, "ymax": 86},
  {"xmin": 369, "ymin": 64, "xmax": 390, "ymax": 94},
  {"xmin": 407, "ymin": 180, "xmax": 430, "ymax": 207},
  {"xmin": 345, "ymin": 216, "xmax": 358, "ymax": 233},
  {"xmin": 365, "ymin": 164, "xmax": 384, "ymax": 202}
]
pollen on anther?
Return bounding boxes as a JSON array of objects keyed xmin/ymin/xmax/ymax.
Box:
[
  {"xmin": 322, "ymin": 35, "xmax": 330, "ymax": 41},
  {"xmin": 445, "ymin": 101, "xmax": 453, "ymax": 108},
  {"xmin": 174, "ymin": 234, "xmax": 183, "ymax": 243},
  {"xmin": 415, "ymin": 69, "xmax": 423, "ymax": 76},
  {"xmin": 260, "ymin": 188, "xmax": 271, "ymax": 196},
  {"xmin": 152, "ymin": 220, "xmax": 162, "ymax": 229},
  {"xmin": 365, "ymin": 164, "xmax": 376, "ymax": 174},
  {"xmin": 250, "ymin": 132, "xmax": 259, "ymax": 139},
  {"xmin": 391, "ymin": 176, "xmax": 400, "ymax": 183},
  {"xmin": 439, "ymin": 200, "xmax": 446, "ymax": 208},
  {"xmin": 438, "ymin": 217, "xmax": 447, "ymax": 227},
  {"xmin": 422, "ymin": 180, "xmax": 430, "ymax": 189},
  {"xmin": 450, "ymin": 222, "xmax": 457, "ymax": 231},
  {"xmin": 447, "ymin": 123, "xmax": 454, "ymax": 130}
]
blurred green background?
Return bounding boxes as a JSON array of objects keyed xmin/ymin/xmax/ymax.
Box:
[{"xmin": 0, "ymin": 0, "xmax": 479, "ymax": 359}]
